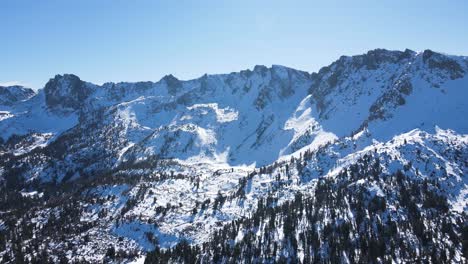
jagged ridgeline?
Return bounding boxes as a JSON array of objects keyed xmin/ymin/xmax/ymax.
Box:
[{"xmin": 0, "ymin": 49, "xmax": 467, "ymax": 263}]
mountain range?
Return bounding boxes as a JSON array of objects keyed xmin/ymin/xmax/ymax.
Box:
[{"xmin": 0, "ymin": 49, "xmax": 467, "ymax": 263}]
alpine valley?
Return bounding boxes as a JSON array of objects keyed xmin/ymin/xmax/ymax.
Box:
[{"xmin": 0, "ymin": 49, "xmax": 467, "ymax": 263}]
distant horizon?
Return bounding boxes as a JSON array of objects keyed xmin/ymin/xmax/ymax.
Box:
[
  {"xmin": 2, "ymin": 47, "xmax": 462, "ymax": 91},
  {"xmin": 2, "ymin": 1, "xmax": 467, "ymax": 89}
]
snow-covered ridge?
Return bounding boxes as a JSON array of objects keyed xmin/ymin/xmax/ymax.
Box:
[{"xmin": 1, "ymin": 49, "xmax": 467, "ymax": 181}]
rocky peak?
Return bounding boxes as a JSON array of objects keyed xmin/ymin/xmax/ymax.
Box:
[
  {"xmin": 44, "ymin": 74, "xmax": 92, "ymax": 110},
  {"xmin": 347, "ymin": 48, "xmax": 415, "ymax": 70},
  {"xmin": 0, "ymin": 85, "xmax": 35, "ymax": 106},
  {"xmin": 161, "ymin": 74, "xmax": 182, "ymax": 95},
  {"xmin": 252, "ymin": 65, "xmax": 269, "ymax": 76},
  {"xmin": 421, "ymin": 49, "xmax": 465, "ymax": 79}
]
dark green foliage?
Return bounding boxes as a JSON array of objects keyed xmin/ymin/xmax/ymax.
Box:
[{"xmin": 145, "ymin": 157, "xmax": 466, "ymax": 263}]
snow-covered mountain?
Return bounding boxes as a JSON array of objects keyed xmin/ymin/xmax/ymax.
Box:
[{"xmin": 0, "ymin": 49, "xmax": 467, "ymax": 263}]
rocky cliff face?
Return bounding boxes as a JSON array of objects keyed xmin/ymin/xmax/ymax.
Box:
[
  {"xmin": 44, "ymin": 74, "xmax": 93, "ymax": 110},
  {"xmin": 0, "ymin": 85, "xmax": 35, "ymax": 106}
]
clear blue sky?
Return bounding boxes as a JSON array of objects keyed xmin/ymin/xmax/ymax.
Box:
[{"xmin": 1, "ymin": 0, "xmax": 467, "ymax": 89}]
